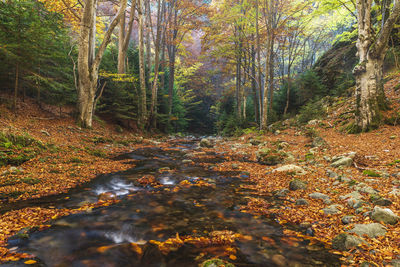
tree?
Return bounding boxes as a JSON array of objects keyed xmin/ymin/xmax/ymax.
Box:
[
  {"xmin": 118, "ymin": 1, "xmax": 136, "ymax": 74},
  {"xmin": 77, "ymin": 0, "xmax": 127, "ymax": 128},
  {"xmin": 137, "ymin": 0, "xmax": 147, "ymax": 128},
  {"xmin": 353, "ymin": 0, "xmax": 400, "ymax": 131}
]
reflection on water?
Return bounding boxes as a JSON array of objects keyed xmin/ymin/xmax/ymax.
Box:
[{"xmin": 7, "ymin": 138, "xmax": 341, "ymax": 267}]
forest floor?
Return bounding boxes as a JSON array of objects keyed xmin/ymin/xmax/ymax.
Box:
[{"xmin": 0, "ymin": 73, "xmax": 399, "ymax": 266}]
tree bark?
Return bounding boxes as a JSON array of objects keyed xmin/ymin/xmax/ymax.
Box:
[
  {"xmin": 118, "ymin": 1, "xmax": 136, "ymax": 74},
  {"xmin": 149, "ymin": 0, "xmax": 165, "ymax": 129},
  {"xmin": 77, "ymin": 0, "xmax": 127, "ymax": 128},
  {"xmin": 117, "ymin": 11, "xmax": 126, "ymax": 74},
  {"xmin": 138, "ymin": 0, "xmax": 147, "ymax": 128},
  {"xmin": 353, "ymin": 0, "xmax": 400, "ymax": 131},
  {"xmin": 13, "ymin": 62, "xmax": 19, "ymax": 112}
]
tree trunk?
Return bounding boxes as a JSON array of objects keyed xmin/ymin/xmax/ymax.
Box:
[
  {"xmin": 118, "ymin": 11, "xmax": 126, "ymax": 74},
  {"xmin": 149, "ymin": 0, "xmax": 164, "ymax": 129},
  {"xmin": 13, "ymin": 62, "xmax": 19, "ymax": 112},
  {"xmin": 77, "ymin": 0, "xmax": 127, "ymax": 128},
  {"xmin": 138, "ymin": 0, "xmax": 147, "ymax": 128},
  {"xmin": 145, "ymin": 0, "xmax": 152, "ymax": 89},
  {"xmin": 251, "ymin": 45, "xmax": 259, "ymax": 123},
  {"xmin": 353, "ymin": 0, "xmax": 400, "ymax": 131},
  {"xmin": 284, "ymin": 66, "xmax": 291, "ymax": 116},
  {"xmin": 168, "ymin": 47, "xmax": 176, "ymax": 116},
  {"xmin": 354, "ymin": 56, "xmax": 385, "ymax": 131}
]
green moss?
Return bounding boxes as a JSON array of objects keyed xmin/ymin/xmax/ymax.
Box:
[
  {"xmin": 21, "ymin": 177, "xmax": 40, "ymax": 185},
  {"xmin": 85, "ymin": 147, "xmax": 107, "ymax": 158},
  {"xmin": 305, "ymin": 153, "xmax": 314, "ymax": 161},
  {"xmin": 363, "ymin": 170, "xmax": 381, "ymax": 177}
]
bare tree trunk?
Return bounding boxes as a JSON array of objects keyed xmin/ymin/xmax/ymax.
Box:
[
  {"xmin": 138, "ymin": 0, "xmax": 147, "ymax": 128},
  {"xmin": 149, "ymin": 0, "xmax": 165, "ymax": 129},
  {"xmin": 118, "ymin": 1, "xmax": 136, "ymax": 74},
  {"xmin": 284, "ymin": 66, "xmax": 291, "ymax": 116},
  {"xmin": 145, "ymin": 0, "xmax": 152, "ymax": 89},
  {"xmin": 77, "ymin": 0, "xmax": 127, "ymax": 128},
  {"xmin": 251, "ymin": 45, "xmax": 259, "ymax": 123},
  {"xmin": 118, "ymin": 11, "xmax": 126, "ymax": 74},
  {"xmin": 13, "ymin": 62, "xmax": 19, "ymax": 112},
  {"xmin": 168, "ymin": 47, "xmax": 176, "ymax": 116}
]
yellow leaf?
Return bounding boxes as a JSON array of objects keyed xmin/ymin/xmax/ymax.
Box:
[{"xmin": 24, "ymin": 260, "xmax": 37, "ymax": 264}]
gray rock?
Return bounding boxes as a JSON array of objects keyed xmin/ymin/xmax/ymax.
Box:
[
  {"xmin": 273, "ymin": 164, "xmax": 307, "ymax": 175},
  {"xmin": 274, "ymin": 189, "xmax": 289, "ymax": 198},
  {"xmin": 199, "ymin": 138, "xmax": 213, "ymax": 148},
  {"xmin": 371, "ymin": 206, "xmax": 399, "ymax": 225},
  {"xmin": 331, "ymin": 157, "xmax": 353, "ymax": 168},
  {"xmin": 249, "ymin": 139, "xmax": 262, "ymax": 146},
  {"xmin": 256, "ymin": 148, "xmax": 286, "ymax": 165},
  {"xmin": 327, "ymin": 170, "xmax": 338, "ymax": 178},
  {"xmin": 373, "ymin": 198, "xmax": 392, "ymax": 206},
  {"xmin": 348, "ymin": 223, "xmax": 386, "ymax": 238},
  {"xmin": 182, "ymin": 159, "xmax": 193, "ymax": 164},
  {"xmin": 390, "ymin": 260, "xmax": 400, "ymax": 267},
  {"xmin": 389, "ymin": 189, "xmax": 400, "ymax": 196},
  {"xmin": 340, "ymin": 191, "xmax": 363, "ymax": 200},
  {"xmin": 295, "ymin": 199, "xmax": 309, "ymax": 206},
  {"xmin": 347, "ymin": 198, "xmax": 365, "ymax": 209},
  {"xmin": 332, "ymin": 233, "xmax": 365, "ymax": 251},
  {"xmin": 309, "ymin": 192, "xmax": 330, "ymax": 200},
  {"xmin": 231, "ymin": 163, "xmax": 239, "ymax": 169},
  {"xmin": 277, "ymin": 142, "xmax": 289, "ymax": 149},
  {"xmin": 342, "ymin": 215, "xmax": 354, "ymax": 224},
  {"xmin": 312, "ymin": 136, "xmax": 326, "ymax": 147},
  {"xmin": 355, "ymin": 183, "xmax": 378, "ymax": 195},
  {"xmin": 323, "ymin": 205, "xmax": 342, "ymax": 215},
  {"xmin": 289, "ymin": 179, "xmax": 307, "ymax": 191}
]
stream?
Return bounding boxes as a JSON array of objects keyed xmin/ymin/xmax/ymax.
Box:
[{"xmin": 4, "ymin": 138, "xmax": 340, "ymax": 266}]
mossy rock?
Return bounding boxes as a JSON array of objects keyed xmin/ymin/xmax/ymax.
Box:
[
  {"xmin": 256, "ymin": 149, "xmax": 287, "ymax": 165},
  {"xmin": 363, "ymin": 170, "xmax": 381, "ymax": 177},
  {"xmin": 200, "ymin": 258, "xmax": 235, "ymax": 267}
]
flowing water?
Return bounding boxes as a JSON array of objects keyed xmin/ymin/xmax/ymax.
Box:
[{"xmin": 4, "ymin": 138, "xmax": 340, "ymax": 267}]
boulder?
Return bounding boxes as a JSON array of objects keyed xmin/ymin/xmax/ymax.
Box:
[
  {"xmin": 274, "ymin": 189, "xmax": 289, "ymax": 198},
  {"xmin": 331, "ymin": 157, "xmax": 353, "ymax": 168},
  {"xmin": 342, "ymin": 215, "xmax": 354, "ymax": 225},
  {"xmin": 289, "ymin": 179, "xmax": 307, "ymax": 191},
  {"xmin": 309, "ymin": 192, "xmax": 330, "ymax": 200},
  {"xmin": 340, "ymin": 191, "xmax": 363, "ymax": 200},
  {"xmin": 332, "ymin": 233, "xmax": 365, "ymax": 251},
  {"xmin": 199, "ymin": 138, "xmax": 213, "ymax": 148},
  {"xmin": 371, "ymin": 206, "xmax": 399, "ymax": 225},
  {"xmin": 355, "ymin": 183, "xmax": 378, "ymax": 195},
  {"xmin": 295, "ymin": 199, "xmax": 309, "ymax": 206},
  {"xmin": 257, "ymin": 149, "xmax": 286, "ymax": 165},
  {"xmin": 323, "ymin": 205, "xmax": 342, "ymax": 215},
  {"xmin": 273, "ymin": 164, "xmax": 307, "ymax": 175},
  {"xmin": 348, "ymin": 223, "xmax": 387, "ymax": 238}
]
